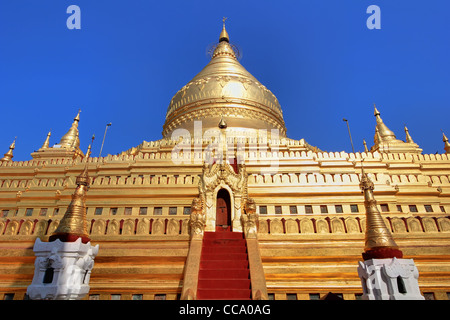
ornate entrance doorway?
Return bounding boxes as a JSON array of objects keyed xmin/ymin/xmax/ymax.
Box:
[{"xmin": 216, "ymin": 189, "xmax": 231, "ymax": 231}]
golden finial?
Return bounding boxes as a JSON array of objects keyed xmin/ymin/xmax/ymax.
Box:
[
  {"xmin": 49, "ymin": 134, "xmax": 95, "ymax": 244},
  {"xmin": 373, "ymin": 104, "xmax": 382, "ymax": 125},
  {"xmin": 218, "ymin": 115, "xmax": 227, "ymax": 129},
  {"xmin": 404, "ymin": 126, "xmax": 414, "ymax": 143},
  {"xmin": 11, "ymin": 137, "xmax": 16, "ymax": 148},
  {"xmin": 363, "ymin": 139, "xmax": 369, "ymax": 152},
  {"xmin": 373, "ymin": 103, "xmax": 380, "ymax": 116},
  {"xmin": 219, "ymin": 17, "xmax": 230, "ymax": 42},
  {"xmin": 74, "ymin": 109, "xmax": 81, "ymax": 121},
  {"xmin": 359, "ymin": 167, "xmax": 402, "ymax": 260},
  {"xmin": 373, "ymin": 104, "xmax": 382, "ymax": 124},
  {"xmin": 41, "ymin": 131, "xmax": 51, "ymax": 149},
  {"xmin": 442, "ymin": 130, "xmax": 450, "ymax": 154},
  {"xmin": 86, "ymin": 134, "xmax": 95, "ymax": 158},
  {"xmin": 1, "ymin": 137, "xmax": 16, "ymax": 162}
]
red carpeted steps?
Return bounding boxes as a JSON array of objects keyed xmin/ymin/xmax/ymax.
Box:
[{"xmin": 197, "ymin": 231, "xmax": 251, "ymax": 300}]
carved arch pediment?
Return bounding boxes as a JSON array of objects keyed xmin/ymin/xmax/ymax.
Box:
[
  {"xmin": 189, "ymin": 161, "xmax": 250, "ymax": 235},
  {"xmin": 199, "ymin": 161, "xmax": 248, "ymax": 194}
]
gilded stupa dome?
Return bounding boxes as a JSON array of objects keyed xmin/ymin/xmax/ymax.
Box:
[{"xmin": 162, "ymin": 23, "xmax": 286, "ymax": 138}]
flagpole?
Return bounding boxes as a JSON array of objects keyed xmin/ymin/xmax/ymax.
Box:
[
  {"xmin": 99, "ymin": 122, "xmax": 112, "ymax": 158},
  {"xmin": 343, "ymin": 118, "xmax": 355, "ymax": 154}
]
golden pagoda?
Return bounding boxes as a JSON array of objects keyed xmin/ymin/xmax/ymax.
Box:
[
  {"xmin": 359, "ymin": 167, "xmax": 403, "ymax": 260},
  {"xmin": 31, "ymin": 110, "xmax": 84, "ymax": 159},
  {"xmin": 49, "ymin": 137, "xmax": 94, "ymax": 244},
  {"xmin": 371, "ymin": 105, "xmax": 422, "ymax": 154},
  {"xmin": 163, "ymin": 21, "xmax": 286, "ymax": 139},
  {"xmin": 0, "ymin": 22, "xmax": 449, "ymax": 301}
]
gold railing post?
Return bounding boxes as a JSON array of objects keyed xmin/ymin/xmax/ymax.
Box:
[
  {"xmin": 180, "ymin": 235, "xmax": 203, "ymax": 300},
  {"xmin": 246, "ymin": 237, "xmax": 268, "ymax": 300}
]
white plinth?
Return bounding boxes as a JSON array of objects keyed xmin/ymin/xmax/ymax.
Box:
[
  {"xmin": 358, "ymin": 257, "xmax": 424, "ymax": 300},
  {"xmin": 27, "ymin": 238, "xmax": 99, "ymax": 300}
]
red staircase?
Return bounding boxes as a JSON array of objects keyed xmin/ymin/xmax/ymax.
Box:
[{"xmin": 197, "ymin": 231, "xmax": 252, "ymax": 300}]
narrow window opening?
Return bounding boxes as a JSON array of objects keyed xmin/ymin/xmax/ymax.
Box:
[
  {"xmin": 309, "ymin": 293, "xmax": 320, "ymax": 300},
  {"xmin": 3, "ymin": 293, "xmax": 14, "ymax": 300},
  {"xmin": 286, "ymin": 293, "xmax": 297, "ymax": 300},
  {"xmin": 43, "ymin": 268, "xmax": 54, "ymax": 284},
  {"xmin": 397, "ymin": 276, "xmax": 407, "ymax": 294},
  {"xmin": 83, "ymin": 270, "xmax": 89, "ymax": 284}
]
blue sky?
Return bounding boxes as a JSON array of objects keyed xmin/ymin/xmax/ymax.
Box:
[{"xmin": 0, "ymin": 0, "xmax": 449, "ymax": 160}]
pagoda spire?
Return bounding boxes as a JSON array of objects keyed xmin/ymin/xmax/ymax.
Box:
[
  {"xmin": 370, "ymin": 105, "xmax": 422, "ymax": 154},
  {"xmin": 443, "ymin": 131, "xmax": 450, "ymax": 154},
  {"xmin": 41, "ymin": 131, "xmax": 51, "ymax": 149},
  {"xmin": 1, "ymin": 137, "xmax": 16, "ymax": 162},
  {"xmin": 404, "ymin": 126, "xmax": 414, "ymax": 143},
  {"xmin": 359, "ymin": 166, "xmax": 403, "ymax": 260},
  {"xmin": 49, "ymin": 134, "xmax": 95, "ymax": 244},
  {"xmin": 219, "ymin": 17, "xmax": 229, "ymax": 42},
  {"xmin": 373, "ymin": 105, "xmax": 396, "ymax": 141},
  {"xmin": 210, "ymin": 17, "xmax": 238, "ymax": 61},
  {"xmin": 31, "ymin": 111, "xmax": 84, "ymax": 159},
  {"xmin": 358, "ymin": 165, "xmax": 424, "ymax": 300},
  {"xmin": 58, "ymin": 109, "xmax": 81, "ymax": 149}
]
